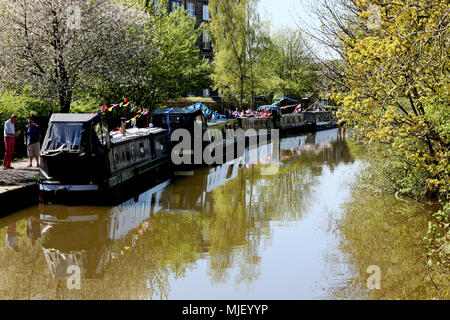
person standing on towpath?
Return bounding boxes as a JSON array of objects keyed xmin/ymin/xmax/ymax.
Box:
[
  {"xmin": 3, "ymin": 114, "xmax": 21, "ymax": 170},
  {"xmin": 24, "ymin": 118, "xmax": 41, "ymax": 167}
]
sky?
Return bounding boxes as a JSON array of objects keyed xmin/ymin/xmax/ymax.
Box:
[
  {"xmin": 258, "ymin": 0, "xmax": 316, "ymax": 33},
  {"xmin": 258, "ymin": 0, "xmax": 335, "ymax": 59}
]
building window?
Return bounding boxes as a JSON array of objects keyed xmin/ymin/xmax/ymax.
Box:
[
  {"xmin": 170, "ymin": 0, "xmax": 182, "ymax": 12},
  {"xmin": 203, "ymin": 88, "xmax": 210, "ymax": 97},
  {"xmin": 203, "ymin": 30, "xmax": 211, "ymax": 50},
  {"xmin": 187, "ymin": 90, "xmax": 195, "ymax": 97},
  {"xmin": 202, "ymin": 5, "xmax": 210, "ymax": 21},
  {"xmin": 187, "ymin": 2, "xmax": 195, "ymax": 17}
]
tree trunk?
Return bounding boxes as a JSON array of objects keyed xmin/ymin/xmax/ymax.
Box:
[
  {"xmin": 59, "ymin": 85, "xmax": 72, "ymax": 113},
  {"xmin": 240, "ymin": 77, "xmax": 244, "ymax": 109}
]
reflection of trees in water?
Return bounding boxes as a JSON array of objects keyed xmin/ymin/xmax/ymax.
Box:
[
  {"xmin": 203, "ymin": 136, "xmax": 356, "ymax": 286},
  {"xmin": 0, "ymin": 131, "xmax": 360, "ymax": 299},
  {"xmin": 0, "ymin": 217, "xmax": 59, "ymax": 299},
  {"xmin": 326, "ymin": 189, "xmax": 448, "ymax": 300}
]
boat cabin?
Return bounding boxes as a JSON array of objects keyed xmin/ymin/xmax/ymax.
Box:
[
  {"xmin": 39, "ymin": 113, "xmax": 171, "ymax": 199},
  {"xmin": 40, "ymin": 113, "xmax": 111, "ymax": 186}
]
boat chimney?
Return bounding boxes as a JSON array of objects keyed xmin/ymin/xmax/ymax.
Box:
[{"xmin": 120, "ymin": 117, "xmax": 127, "ymax": 135}]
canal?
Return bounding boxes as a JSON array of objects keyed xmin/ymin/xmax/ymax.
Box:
[{"xmin": 0, "ymin": 129, "xmax": 443, "ymax": 299}]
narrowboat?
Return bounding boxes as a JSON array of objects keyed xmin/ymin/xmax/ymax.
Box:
[
  {"xmin": 238, "ymin": 108, "xmax": 338, "ymax": 133},
  {"xmin": 152, "ymin": 108, "xmax": 242, "ymax": 169},
  {"xmin": 39, "ymin": 114, "xmax": 171, "ymax": 202}
]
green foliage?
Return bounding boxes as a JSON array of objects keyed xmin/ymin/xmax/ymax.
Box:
[
  {"xmin": 0, "ymin": 0, "xmax": 155, "ymax": 113},
  {"xmin": 0, "ymin": 89, "xmax": 53, "ymax": 129},
  {"xmin": 331, "ymin": 0, "xmax": 449, "ymax": 276},
  {"xmin": 70, "ymin": 100, "xmax": 100, "ymax": 114},
  {"xmin": 264, "ymin": 28, "xmax": 319, "ymax": 101},
  {"xmin": 209, "ymin": 0, "xmax": 271, "ymax": 108},
  {"xmin": 89, "ymin": 2, "xmax": 212, "ymax": 110},
  {"xmin": 361, "ymin": 151, "xmax": 429, "ymax": 198},
  {"xmin": 335, "ymin": 1, "xmax": 449, "ymax": 203},
  {"xmin": 209, "ymin": 1, "xmax": 319, "ymax": 107},
  {"xmin": 0, "ymin": 89, "xmax": 53, "ymax": 160}
]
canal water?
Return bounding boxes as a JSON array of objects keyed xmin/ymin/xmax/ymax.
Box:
[{"xmin": 0, "ymin": 129, "xmax": 444, "ymax": 299}]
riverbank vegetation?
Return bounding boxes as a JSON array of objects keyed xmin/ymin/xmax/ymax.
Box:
[{"xmin": 303, "ymin": 0, "xmax": 449, "ymax": 288}]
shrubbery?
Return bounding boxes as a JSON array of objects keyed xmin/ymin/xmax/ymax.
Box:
[{"xmin": 0, "ymin": 90, "xmax": 53, "ymax": 162}]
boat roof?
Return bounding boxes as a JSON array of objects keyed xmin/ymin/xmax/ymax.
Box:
[
  {"xmin": 50, "ymin": 113, "xmax": 99, "ymax": 123},
  {"xmin": 153, "ymin": 108, "xmax": 202, "ymax": 116},
  {"xmin": 110, "ymin": 127, "xmax": 168, "ymax": 144},
  {"xmin": 207, "ymin": 119, "xmax": 236, "ymax": 126}
]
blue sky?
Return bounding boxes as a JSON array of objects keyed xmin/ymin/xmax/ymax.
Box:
[
  {"xmin": 258, "ymin": 0, "xmax": 316, "ymax": 33},
  {"xmin": 258, "ymin": 0, "xmax": 334, "ymax": 59}
]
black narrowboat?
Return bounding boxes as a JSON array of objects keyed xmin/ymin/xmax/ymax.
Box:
[
  {"xmin": 39, "ymin": 114, "xmax": 171, "ymax": 202},
  {"xmin": 152, "ymin": 108, "xmax": 241, "ymax": 169}
]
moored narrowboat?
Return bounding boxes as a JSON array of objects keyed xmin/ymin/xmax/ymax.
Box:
[
  {"xmin": 153, "ymin": 108, "xmax": 242, "ymax": 169},
  {"xmin": 39, "ymin": 114, "xmax": 171, "ymax": 202},
  {"xmin": 238, "ymin": 108, "xmax": 338, "ymax": 133}
]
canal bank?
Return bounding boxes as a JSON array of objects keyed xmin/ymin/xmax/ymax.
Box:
[{"xmin": 0, "ymin": 159, "xmax": 39, "ymax": 216}]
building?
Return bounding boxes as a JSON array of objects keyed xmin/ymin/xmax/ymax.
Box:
[
  {"xmin": 167, "ymin": 0, "xmax": 213, "ymax": 99},
  {"xmin": 148, "ymin": 0, "xmax": 215, "ymax": 99},
  {"xmin": 167, "ymin": 0, "xmax": 213, "ymax": 61}
]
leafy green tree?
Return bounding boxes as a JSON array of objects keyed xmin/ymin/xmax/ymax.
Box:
[
  {"xmin": 209, "ymin": 0, "xmax": 271, "ymax": 108},
  {"xmin": 306, "ymin": 0, "xmax": 449, "ymax": 276},
  {"xmin": 265, "ymin": 28, "xmax": 319, "ymax": 101},
  {"xmin": 89, "ymin": 1, "xmax": 212, "ymax": 109}
]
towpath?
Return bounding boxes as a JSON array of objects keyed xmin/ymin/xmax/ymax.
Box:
[{"xmin": 0, "ymin": 159, "xmax": 39, "ymax": 215}]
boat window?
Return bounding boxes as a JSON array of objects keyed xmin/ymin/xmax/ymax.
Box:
[
  {"xmin": 93, "ymin": 122, "xmax": 110, "ymax": 148},
  {"xmin": 154, "ymin": 136, "xmax": 167, "ymax": 157},
  {"xmin": 43, "ymin": 122, "xmax": 83, "ymax": 151},
  {"xmin": 139, "ymin": 143, "xmax": 145, "ymax": 157},
  {"xmin": 113, "ymin": 152, "xmax": 118, "ymax": 170},
  {"xmin": 130, "ymin": 145, "xmax": 136, "ymax": 161}
]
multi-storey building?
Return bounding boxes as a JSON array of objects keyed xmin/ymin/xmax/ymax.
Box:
[
  {"xmin": 167, "ymin": 0, "xmax": 214, "ymax": 98},
  {"xmin": 167, "ymin": 0, "xmax": 213, "ymax": 62},
  {"xmin": 148, "ymin": 0, "xmax": 214, "ymax": 98}
]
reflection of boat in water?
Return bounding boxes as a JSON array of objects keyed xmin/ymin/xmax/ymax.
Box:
[
  {"xmin": 158, "ymin": 129, "xmax": 345, "ymax": 213},
  {"xmin": 39, "ymin": 114, "xmax": 170, "ymax": 203},
  {"xmin": 39, "ymin": 180, "xmax": 171, "ymax": 280}
]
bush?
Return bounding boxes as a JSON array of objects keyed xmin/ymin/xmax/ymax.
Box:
[{"xmin": 0, "ymin": 90, "xmax": 53, "ymax": 162}]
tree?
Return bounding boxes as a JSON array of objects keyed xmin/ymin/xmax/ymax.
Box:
[
  {"xmin": 302, "ymin": 0, "xmax": 449, "ymax": 276},
  {"xmin": 0, "ymin": 0, "xmax": 155, "ymax": 113},
  {"xmin": 209, "ymin": 0, "xmax": 271, "ymax": 108},
  {"xmin": 265, "ymin": 28, "xmax": 319, "ymax": 101},
  {"xmin": 87, "ymin": 0, "xmax": 212, "ymax": 109}
]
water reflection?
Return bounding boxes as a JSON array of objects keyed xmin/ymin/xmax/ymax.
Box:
[
  {"xmin": 0, "ymin": 129, "xmax": 359, "ymax": 299},
  {"xmin": 327, "ymin": 190, "xmax": 448, "ymax": 300}
]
